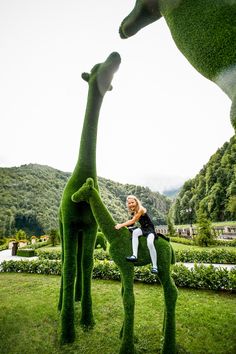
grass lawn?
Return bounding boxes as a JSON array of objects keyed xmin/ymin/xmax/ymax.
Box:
[{"xmin": 0, "ymin": 273, "xmax": 235, "ymax": 354}]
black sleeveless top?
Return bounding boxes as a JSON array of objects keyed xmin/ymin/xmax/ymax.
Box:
[{"xmin": 138, "ymin": 212, "xmax": 156, "ymax": 236}]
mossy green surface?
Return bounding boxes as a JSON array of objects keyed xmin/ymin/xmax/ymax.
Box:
[
  {"xmin": 72, "ymin": 178, "xmax": 178, "ymax": 354},
  {"xmin": 58, "ymin": 52, "xmax": 121, "ymax": 344},
  {"xmin": 120, "ymin": 0, "xmax": 236, "ymax": 130}
]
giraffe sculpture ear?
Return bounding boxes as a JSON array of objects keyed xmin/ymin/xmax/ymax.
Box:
[
  {"xmin": 82, "ymin": 72, "xmax": 90, "ymax": 82},
  {"xmin": 86, "ymin": 177, "xmax": 94, "ymax": 188}
]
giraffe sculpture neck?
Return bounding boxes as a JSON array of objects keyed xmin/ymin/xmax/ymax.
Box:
[
  {"xmin": 72, "ymin": 87, "xmax": 103, "ymax": 180},
  {"xmin": 87, "ymin": 188, "xmax": 120, "ymax": 244}
]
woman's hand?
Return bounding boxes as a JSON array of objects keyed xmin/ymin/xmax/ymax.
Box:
[{"xmin": 115, "ymin": 224, "xmax": 122, "ymax": 230}]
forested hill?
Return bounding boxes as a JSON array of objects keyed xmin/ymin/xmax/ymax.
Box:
[
  {"xmin": 172, "ymin": 135, "xmax": 236, "ymax": 224},
  {"xmin": 0, "ymin": 164, "xmax": 171, "ymax": 237}
]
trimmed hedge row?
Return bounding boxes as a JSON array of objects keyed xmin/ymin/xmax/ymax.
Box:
[
  {"xmin": 0, "ymin": 259, "xmax": 61, "ymax": 275},
  {"xmin": 1, "ymin": 259, "xmax": 235, "ymax": 291},
  {"xmin": 170, "ymin": 236, "xmax": 236, "ymax": 247},
  {"xmin": 17, "ymin": 249, "xmax": 35, "ymax": 257},
  {"xmin": 35, "ymin": 247, "xmax": 236, "ymax": 264},
  {"xmin": 175, "ymin": 248, "xmax": 236, "ymax": 264}
]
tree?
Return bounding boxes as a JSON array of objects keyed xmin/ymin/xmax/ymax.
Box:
[
  {"xmin": 15, "ymin": 229, "xmax": 27, "ymax": 241},
  {"xmin": 49, "ymin": 229, "xmax": 59, "ymax": 247},
  {"xmin": 195, "ymin": 210, "xmax": 215, "ymax": 247},
  {"xmin": 167, "ymin": 214, "xmax": 176, "ymax": 237},
  {"xmin": 227, "ymin": 196, "xmax": 236, "ymax": 220}
]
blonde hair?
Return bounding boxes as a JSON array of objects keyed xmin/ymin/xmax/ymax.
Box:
[{"xmin": 126, "ymin": 195, "xmax": 146, "ymax": 214}]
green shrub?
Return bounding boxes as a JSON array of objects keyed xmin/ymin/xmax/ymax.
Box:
[
  {"xmin": 170, "ymin": 237, "xmax": 194, "ymax": 245},
  {"xmin": 95, "ymin": 231, "xmax": 107, "ymax": 250},
  {"xmin": 35, "ymin": 248, "xmax": 61, "ymax": 260},
  {"xmin": 25, "ymin": 241, "xmax": 51, "ymax": 250},
  {"xmin": 172, "ymin": 264, "xmax": 236, "ymax": 291},
  {"xmin": 0, "ymin": 244, "xmax": 8, "ymax": 251},
  {"xmin": 1, "ymin": 259, "xmax": 235, "ymax": 291},
  {"xmin": 94, "ymin": 248, "xmax": 110, "ymax": 261},
  {"xmin": 215, "ymin": 239, "xmax": 236, "ymax": 247},
  {"xmin": 16, "ymin": 249, "xmax": 35, "ymax": 257},
  {"xmin": 175, "ymin": 248, "xmax": 236, "ymax": 264},
  {"xmin": 0, "ymin": 259, "xmax": 61, "ymax": 275},
  {"xmin": 33, "ymin": 246, "xmax": 236, "ymax": 264}
]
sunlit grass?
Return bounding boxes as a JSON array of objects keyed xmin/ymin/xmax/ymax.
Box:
[{"xmin": 0, "ymin": 273, "xmax": 235, "ymax": 354}]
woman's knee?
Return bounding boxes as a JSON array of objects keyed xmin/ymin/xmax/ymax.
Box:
[{"xmin": 133, "ymin": 228, "xmax": 142, "ymax": 238}]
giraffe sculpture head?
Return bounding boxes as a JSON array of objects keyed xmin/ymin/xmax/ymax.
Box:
[
  {"xmin": 71, "ymin": 177, "xmax": 94, "ymax": 203},
  {"xmin": 82, "ymin": 51, "xmax": 121, "ymax": 96}
]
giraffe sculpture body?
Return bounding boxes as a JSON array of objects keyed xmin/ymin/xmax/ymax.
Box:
[
  {"xmin": 72, "ymin": 178, "xmax": 178, "ymax": 354},
  {"xmin": 58, "ymin": 52, "xmax": 121, "ymax": 344},
  {"xmin": 119, "ymin": 0, "xmax": 236, "ymax": 131}
]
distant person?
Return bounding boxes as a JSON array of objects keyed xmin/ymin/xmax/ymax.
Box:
[{"xmin": 115, "ymin": 195, "xmax": 158, "ymax": 274}]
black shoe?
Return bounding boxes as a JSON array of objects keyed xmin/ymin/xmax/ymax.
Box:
[
  {"xmin": 126, "ymin": 255, "xmax": 138, "ymax": 262},
  {"xmin": 151, "ymin": 267, "xmax": 158, "ymax": 274}
]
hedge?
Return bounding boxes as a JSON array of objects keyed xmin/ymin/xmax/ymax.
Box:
[
  {"xmin": 35, "ymin": 247, "xmax": 236, "ymax": 264},
  {"xmin": 175, "ymin": 248, "xmax": 236, "ymax": 264},
  {"xmin": 17, "ymin": 249, "xmax": 35, "ymax": 257},
  {"xmin": 1, "ymin": 259, "xmax": 235, "ymax": 291},
  {"xmin": 170, "ymin": 237, "xmax": 236, "ymax": 247}
]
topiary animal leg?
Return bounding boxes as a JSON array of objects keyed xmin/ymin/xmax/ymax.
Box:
[
  {"xmin": 58, "ymin": 219, "xmax": 64, "ymax": 311},
  {"xmin": 75, "ymin": 231, "xmax": 83, "ymax": 302},
  {"xmin": 60, "ymin": 228, "xmax": 78, "ymax": 344},
  {"xmin": 117, "ymin": 268, "xmax": 135, "ymax": 354},
  {"xmin": 159, "ymin": 276, "xmax": 178, "ymax": 354},
  {"xmin": 79, "ymin": 224, "xmax": 97, "ymax": 328}
]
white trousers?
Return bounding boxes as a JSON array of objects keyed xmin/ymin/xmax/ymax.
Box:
[{"xmin": 132, "ymin": 228, "xmax": 157, "ymax": 268}]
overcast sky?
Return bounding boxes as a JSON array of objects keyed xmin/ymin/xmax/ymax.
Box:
[{"xmin": 0, "ymin": 0, "xmax": 234, "ymax": 192}]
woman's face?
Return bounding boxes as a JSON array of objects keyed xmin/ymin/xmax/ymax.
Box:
[{"xmin": 127, "ymin": 198, "xmax": 138, "ymax": 211}]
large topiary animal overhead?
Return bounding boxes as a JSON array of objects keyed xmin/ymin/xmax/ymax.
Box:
[
  {"xmin": 119, "ymin": 0, "xmax": 236, "ymax": 131},
  {"xmin": 72, "ymin": 178, "xmax": 178, "ymax": 354},
  {"xmin": 58, "ymin": 52, "xmax": 121, "ymax": 344}
]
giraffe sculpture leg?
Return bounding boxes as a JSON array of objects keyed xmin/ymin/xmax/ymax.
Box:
[
  {"xmin": 79, "ymin": 224, "xmax": 97, "ymax": 327},
  {"xmin": 160, "ymin": 275, "xmax": 178, "ymax": 354},
  {"xmin": 60, "ymin": 227, "xmax": 78, "ymax": 343},
  {"xmin": 118, "ymin": 270, "xmax": 135, "ymax": 354}
]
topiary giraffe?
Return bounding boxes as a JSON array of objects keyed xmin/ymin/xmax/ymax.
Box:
[
  {"xmin": 119, "ymin": 0, "xmax": 236, "ymax": 131},
  {"xmin": 72, "ymin": 177, "xmax": 178, "ymax": 354},
  {"xmin": 58, "ymin": 52, "xmax": 121, "ymax": 344}
]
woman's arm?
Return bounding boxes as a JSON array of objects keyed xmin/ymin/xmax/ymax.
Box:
[{"xmin": 115, "ymin": 209, "xmax": 143, "ymax": 230}]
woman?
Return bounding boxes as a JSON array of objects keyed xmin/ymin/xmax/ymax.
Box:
[{"xmin": 115, "ymin": 195, "xmax": 158, "ymax": 274}]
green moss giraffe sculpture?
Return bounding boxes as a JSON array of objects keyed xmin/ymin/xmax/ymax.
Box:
[
  {"xmin": 119, "ymin": 0, "xmax": 236, "ymax": 131},
  {"xmin": 72, "ymin": 178, "xmax": 178, "ymax": 354},
  {"xmin": 58, "ymin": 52, "xmax": 121, "ymax": 344}
]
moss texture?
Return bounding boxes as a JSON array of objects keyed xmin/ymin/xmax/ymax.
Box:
[
  {"xmin": 58, "ymin": 52, "xmax": 121, "ymax": 344},
  {"xmin": 119, "ymin": 0, "xmax": 236, "ymax": 130},
  {"xmin": 72, "ymin": 178, "xmax": 178, "ymax": 354}
]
